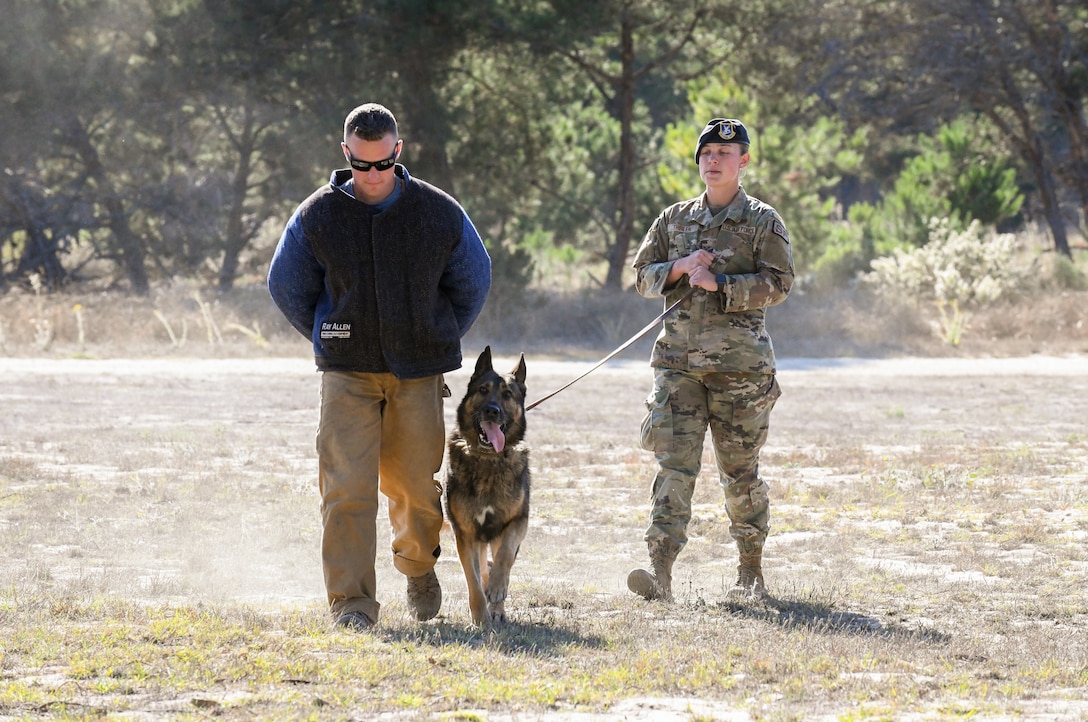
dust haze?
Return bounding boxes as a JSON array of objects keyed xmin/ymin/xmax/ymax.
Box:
[{"xmin": 2, "ymin": 352, "xmax": 1086, "ymax": 618}]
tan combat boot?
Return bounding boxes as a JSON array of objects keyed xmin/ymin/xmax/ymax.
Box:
[
  {"xmin": 728, "ymin": 550, "xmax": 766, "ymax": 600},
  {"xmin": 627, "ymin": 538, "xmax": 679, "ymax": 601},
  {"xmin": 406, "ymin": 569, "xmax": 442, "ymax": 621}
]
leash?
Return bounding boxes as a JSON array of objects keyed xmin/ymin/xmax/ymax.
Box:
[{"xmin": 525, "ymin": 287, "xmax": 696, "ymax": 412}]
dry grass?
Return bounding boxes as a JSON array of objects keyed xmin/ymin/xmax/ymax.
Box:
[
  {"xmin": 1, "ymin": 277, "xmax": 1087, "ymax": 361},
  {"xmin": 1, "ymin": 328, "xmax": 1086, "ymax": 720}
]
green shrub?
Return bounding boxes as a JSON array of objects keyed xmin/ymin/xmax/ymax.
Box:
[{"xmin": 849, "ymin": 117, "xmax": 1024, "ymax": 255}]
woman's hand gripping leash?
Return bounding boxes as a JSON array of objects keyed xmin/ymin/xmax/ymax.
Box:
[{"xmin": 525, "ymin": 287, "xmax": 697, "ymax": 412}]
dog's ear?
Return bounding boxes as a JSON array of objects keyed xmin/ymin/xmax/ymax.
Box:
[
  {"xmin": 474, "ymin": 345, "xmax": 494, "ymax": 378},
  {"xmin": 512, "ymin": 353, "xmax": 526, "ymax": 388}
]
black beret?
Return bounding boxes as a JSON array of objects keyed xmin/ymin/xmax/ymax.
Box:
[{"xmin": 694, "ymin": 118, "xmax": 750, "ymax": 163}]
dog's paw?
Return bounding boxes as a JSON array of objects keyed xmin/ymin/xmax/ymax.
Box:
[
  {"xmin": 485, "ymin": 565, "xmax": 510, "ymax": 603},
  {"xmin": 486, "ymin": 602, "xmax": 507, "ymax": 624},
  {"xmin": 485, "ymin": 580, "xmax": 508, "ymax": 606}
]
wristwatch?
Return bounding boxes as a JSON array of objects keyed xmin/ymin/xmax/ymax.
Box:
[{"xmin": 716, "ymin": 274, "xmax": 727, "ymax": 294}]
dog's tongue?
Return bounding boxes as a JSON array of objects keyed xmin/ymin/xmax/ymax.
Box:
[{"xmin": 481, "ymin": 421, "xmax": 506, "ymax": 453}]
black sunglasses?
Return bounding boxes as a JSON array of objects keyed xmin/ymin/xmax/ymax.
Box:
[{"xmin": 346, "ymin": 151, "xmax": 398, "ymax": 172}]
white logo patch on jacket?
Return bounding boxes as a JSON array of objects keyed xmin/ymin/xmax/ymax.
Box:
[{"xmin": 320, "ymin": 322, "xmax": 352, "ymax": 339}]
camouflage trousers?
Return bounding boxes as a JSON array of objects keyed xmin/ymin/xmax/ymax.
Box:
[{"xmin": 639, "ymin": 368, "xmax": 780, "ymax": 556}]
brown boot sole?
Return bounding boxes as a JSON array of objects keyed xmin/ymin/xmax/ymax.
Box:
[{"xmin": 627, "ymin": 569, "xmax": 669, "ymax": 601}]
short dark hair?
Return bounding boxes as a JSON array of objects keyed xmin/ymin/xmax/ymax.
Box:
[{"xmin": 344, "ymin": 103, "xmax": 398, "ymax": 143}]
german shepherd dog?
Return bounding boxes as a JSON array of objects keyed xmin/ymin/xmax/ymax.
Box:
[{"xmin": 445, "ymin": 346, "xmax": 529, "ymax": 625}]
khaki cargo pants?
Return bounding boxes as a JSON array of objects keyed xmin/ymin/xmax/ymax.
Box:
[
  {"xmin": 317, "ymin": 371, "xmax": 446, "ymax": 623},
  {"xmin": 640, "ymin": 368, "xmax": 780, "ymax": 555}
]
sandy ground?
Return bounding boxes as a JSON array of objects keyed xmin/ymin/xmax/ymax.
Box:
[
  {"xmin": 5, "ymin": 351, "xmax": 1085, "ymax": 447},
  {"xmin": 2, "ymin": 351, "xmax": 1087, "ymax": 720}
]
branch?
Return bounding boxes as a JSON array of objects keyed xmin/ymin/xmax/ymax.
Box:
[
  {"xmin": 634, "ymin": 7, "xmax": 707, "ymax": 80},
  {"xmin": 522, "ymin": 175, "xmax": 615, "ymax": 247},
  {"xmin": 562, "ymin": 49, "xmax": 618, "ymax": 101}
]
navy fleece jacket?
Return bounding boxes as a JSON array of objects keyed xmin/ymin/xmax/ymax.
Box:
[{"xmin": 268, "ymin": 166, "xmax": 491, "ymax": 378}]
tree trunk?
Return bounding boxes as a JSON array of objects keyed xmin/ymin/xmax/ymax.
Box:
[
  {"xmin": 217, "ymin": 112, "xmax": 256, "ymax": 293},
  {"xmin": 399, "ymin": 67, "xmax": 457, "ymax": 196},
  {"xmin": 982, "ymin": 83, "xmax": 1072, "ymax": 259},
  {"xmin": 1024, "ymin": 131, "xmax": 1072, "ymax": 258},
  {"xmin": 605, "ymin": 4, "xmax": 636, "ymax": 291},
  {"xmin": 68, "ymin": 119, "xmax": 150, "ymax": 294},
  {"xmin": 1040, "ymin": 0, "xmax": 1088, "ymax": 245},
  {"xmin": 4, "ymin": 177, "xmax": 67, "ymax": 287}
]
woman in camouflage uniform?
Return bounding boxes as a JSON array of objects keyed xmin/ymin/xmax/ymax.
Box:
[{"xmin": 628, "ymin": 118, "xmax": 794, "ymax": 602}]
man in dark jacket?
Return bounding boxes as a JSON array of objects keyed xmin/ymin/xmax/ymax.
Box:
[{"xmin": 268, "ymin": 103, "xmax": 491, "ymax": 631}]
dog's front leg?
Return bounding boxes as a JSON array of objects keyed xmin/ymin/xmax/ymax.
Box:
[
  {"xmin": 485, "ymin": 519, "xmax": 527, "ymax": 623},
  {"xmin": 456, "ymin": 536, "xmax": 489, "ymax": 626}
]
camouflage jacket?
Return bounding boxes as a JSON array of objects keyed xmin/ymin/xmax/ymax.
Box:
[{"xmin": 632, "ymin": 188, "xmax": 794, "ymax": 373}]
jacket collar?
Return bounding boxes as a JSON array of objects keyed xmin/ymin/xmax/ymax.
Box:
[
  {"xmin": 696, "ymin": 186, "xmax": 748, "ymax": 226},
  {"xmin": 328, "ymin": 165, "xmax": 411, "ymax": 205}
]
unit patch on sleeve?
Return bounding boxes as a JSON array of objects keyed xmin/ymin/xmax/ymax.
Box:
[{"xmin": 772, "ymin": 220, "xmax": 790, "ymax": 243}]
